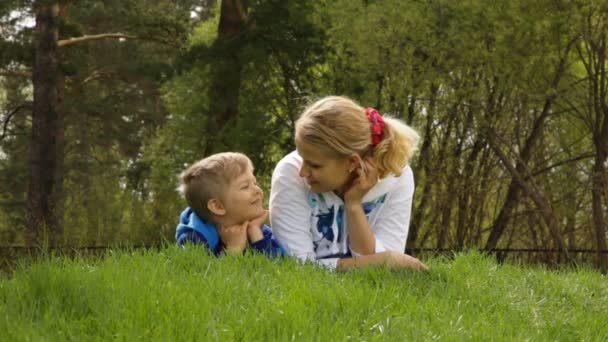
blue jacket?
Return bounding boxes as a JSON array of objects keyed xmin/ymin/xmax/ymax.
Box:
[{"xmin": 175, "ymin": 207, "xmax": 286, "ymax": 257}]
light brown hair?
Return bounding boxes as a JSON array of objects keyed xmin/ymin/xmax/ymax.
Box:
[
  {"xmin": 179, "ymin": 152, "xmax": 253, "ymax": 222},
  {"xmin": 295, "ymin": 96, "xmax": 419, "ymax": 177}
]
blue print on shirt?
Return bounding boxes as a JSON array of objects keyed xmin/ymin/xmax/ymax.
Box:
[
  {"xmin": 362, "ymin": 202, "xmax": 376, "ymax": 216},
  {"xmin": 307, "ymin": 193, "xmax": 318, "ymax": 208},
  {"xmin": 315, "ymin": 205, "xmax": 335, "ymax": 242},
  {"xmin": 336, "ymin": 205, "xmax": 344, "ymax": 243}
]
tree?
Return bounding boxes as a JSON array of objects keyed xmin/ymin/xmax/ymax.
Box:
[
  {"xmin": 27, "ymin": 1, "xmax": 60, "ymax": 245},
  {"xmin": 17, "ymin": 0, "xmax": 199, "ymax": 246},
  {"xmin": 565, "ymin": 2, "xmax": 608, "ymax": 271}
]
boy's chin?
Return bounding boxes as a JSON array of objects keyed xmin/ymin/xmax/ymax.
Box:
[{"xmin": 240, "ymin": 208, "xmax": 266, "ymax": 221}]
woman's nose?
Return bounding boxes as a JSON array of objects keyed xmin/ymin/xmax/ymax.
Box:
[{"xmin": 299, "ymin": 165, "xmax": 308, "ymax": 178}]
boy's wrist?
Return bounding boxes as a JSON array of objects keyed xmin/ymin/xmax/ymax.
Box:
[
  {"xmin": 224, "ymin": 244, "xmax": 246, "ymax": 254},
  {"xmin": 248, "ymin": 224, "xmax": 264, "ymax": 243}
]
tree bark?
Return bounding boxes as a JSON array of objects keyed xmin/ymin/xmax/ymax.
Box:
[
  {"xmin": 484, "ymin": 36, "xmax": 577, "ymax": 250},
  {"xmin": 408, "ymin": 84, "xmax": 438, "ymax": 249},
  {"xmin": 590, "ymin": 31, "xmax": 608, "ymax": 272},
  {"xmin": 204, "ymin": 0, "xmax": 248, "ymax": 155},
  {"xmin": 487, "ymin": 129, "xmax": 569, "ymax": 260},
  {"xmin": 27, "ymin": 1, "xmax": 60, "ymax": 247},
  {"xmin": 591, "ymin": 149, "xmax": 607, "ymax": 271}
]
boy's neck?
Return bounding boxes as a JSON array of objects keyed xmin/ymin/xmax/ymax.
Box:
[{"xmin": 212, "ymin": 215, "xmax": 239, "ymax": 228}]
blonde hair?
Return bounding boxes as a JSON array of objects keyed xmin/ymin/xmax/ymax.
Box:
[
  {"xmin": 179, "ymin": 152, "xmax": 253, "ymax": 222},
  {"xmin": 295, "ymin": 96, "xmax": 419, "ymax": 178}
]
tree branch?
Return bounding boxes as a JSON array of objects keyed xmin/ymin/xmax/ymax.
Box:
[
  {"xmin": 0, "ymin": 69, "xmax": 31, "ymax": 78},
  {"xmin": 58, "ymin": 33, "xmax": 138, "ymax": 47},
  {"xmin": 1, "ymin": 103, "xmax": 32, "ymax": 141},
  {"xmin": 529, "ymin": 153, "xmax": 595, "ymax": 178},
  {"xmin": 58, "ymin": 33, "xmax": 182, "ymax": 48}
]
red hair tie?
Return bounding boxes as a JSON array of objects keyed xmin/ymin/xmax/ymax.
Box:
[{"xmin": 365, "ymin": 107, "xmax": 386, "ymax": 145}]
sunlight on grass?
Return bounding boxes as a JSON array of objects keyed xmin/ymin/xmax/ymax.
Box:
[{"xmin": 0, "ymin": 249, "xmax": 606, "ymax": 340}]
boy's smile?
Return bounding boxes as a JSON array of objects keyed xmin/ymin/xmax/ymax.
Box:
[{"xmin": 220, "ymin": 169, "xmax": 266, "ymax": 226}]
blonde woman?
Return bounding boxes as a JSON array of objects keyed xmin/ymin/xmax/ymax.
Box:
[{"xmin": 269, "ymin": 96, "xmax": 428, "ymax": 271}]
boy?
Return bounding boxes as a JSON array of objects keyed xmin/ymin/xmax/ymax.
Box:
[{"xmin": 176, "ymin": 152, "xmax": 286, "ymax": 257}]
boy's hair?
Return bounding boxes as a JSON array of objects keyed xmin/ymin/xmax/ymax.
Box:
[
  {"xmin": 295, "ymin": 96, "xmax": 420, "ymax": 178},
  {"xmin": 179, "ymin": 152, "xmax": 253, "ymax": 222}
]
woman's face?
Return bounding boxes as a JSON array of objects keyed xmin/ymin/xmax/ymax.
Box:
[{"xmin": 296, "ymin": 141, "xmax": 353, "ymax": 194}]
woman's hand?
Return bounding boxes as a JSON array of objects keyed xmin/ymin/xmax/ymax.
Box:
[
  {"xmin": 343, "ymin": 158, "xmax": 379, "ymax": 206},
  {"xmin": 378, "ymin": 251, "xmax": 429, "ymax": 271},
  {"xmin": 337, "ymin": 251, "xmax": 429, "ymax": 271}
]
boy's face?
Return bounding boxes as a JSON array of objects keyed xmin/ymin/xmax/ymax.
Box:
[{"xmin": 221, "ymin": 169, "xmax": 265, "ymax": 224}]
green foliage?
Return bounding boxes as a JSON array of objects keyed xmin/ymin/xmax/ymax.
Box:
[
  {"xmin": 0, "ymin": 0, "xmax": 606, "ymax": 268},
  {"xmin": 0, "ymin": 250, "xmax": 606, "ymax": 340}
]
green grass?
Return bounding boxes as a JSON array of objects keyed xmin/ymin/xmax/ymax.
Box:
[{"xmin": 0, "ymin": 248, "xmax": 606, "ymax": 341}]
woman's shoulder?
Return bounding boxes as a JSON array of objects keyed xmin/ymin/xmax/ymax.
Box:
[
  {"xmin": 389, "ymin": 164, "xmax": 414, "ymax": 189},
  {"xmin": 277, "ymin": 150, "xmax": 302, "ymax": 166},
  {"xmin": 273, "ymin": 151, "xmax": 302, "ymax": 175},
  {"xmin": 364, "ymin": 164, "xmax": 413, "ymax": 201}
]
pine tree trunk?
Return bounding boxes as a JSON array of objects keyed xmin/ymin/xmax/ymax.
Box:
[
  {"xmin": 204, "ymin": 0, "xmax": 248, "ymax": 155},
  {"xmin": 591, "ymin": 149, "xmax": 608, "ymax": 272},
  {"xmin": 27, "ymin": 1, "xmax": 60, "ymax": 247}
]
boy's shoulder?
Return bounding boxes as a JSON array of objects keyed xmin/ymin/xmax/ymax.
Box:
[{"xmin": 175, "ymin": 207, "xmax": 221, "ymax": 250}]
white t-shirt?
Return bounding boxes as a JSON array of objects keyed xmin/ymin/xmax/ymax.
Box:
[{"xmin": 269, "ymin": 151, "xmax": 415, "ymax": 269}]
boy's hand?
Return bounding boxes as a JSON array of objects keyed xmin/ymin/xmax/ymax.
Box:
[
  {"xmin": 219, "ymin": 221, "xmax": 248, "ymax": 254},
  {"xmin": 247, "ymin": 210, "xmax": 268, "ymax": 243}
]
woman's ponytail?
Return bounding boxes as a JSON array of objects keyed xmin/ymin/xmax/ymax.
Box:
[{"xmin": 372, "ymin": 117, "xmax": 420, "ymax": 178}]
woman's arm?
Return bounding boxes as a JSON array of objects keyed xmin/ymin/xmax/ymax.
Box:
[
  {"xmin": 269, "ymin": 155, "xmax": 323, "ymax": 263},
  {"xmin": 343, "ymin": 159, "xmax": 380, "ymax": 255},
  {"xmin": 343, "ymin": 164, "xmax": 415, "ymax": 256},
  {"xmin": 344, "ymin": 204, "xmax": 376, "ymax": 255},
  {"xmin": 337, "ymin": 251, "xmax": 428, "ymax": 271}
]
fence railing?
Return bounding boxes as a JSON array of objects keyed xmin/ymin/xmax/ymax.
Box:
[{"xmin": 1, "ymin": 246, "xmax": 607, "ymax": 270}]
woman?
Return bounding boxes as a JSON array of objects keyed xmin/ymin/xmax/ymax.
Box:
[{"xmin": 269, "ymin": 96, "xmax": 427, "ymax": 271}]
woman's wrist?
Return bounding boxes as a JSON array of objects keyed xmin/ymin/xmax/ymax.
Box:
[{"xmin": 343, "ymin": 200, "xmax": 363, "ymax": 211}]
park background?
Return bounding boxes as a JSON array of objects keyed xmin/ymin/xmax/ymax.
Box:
[{"xmin": 1, "ymin": 0, "xmax": 607, "ymax": 271}]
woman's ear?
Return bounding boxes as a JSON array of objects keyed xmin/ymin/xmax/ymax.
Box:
[
  {"xmin": 207, "ymin": 198, "xmax": 226, "ymax": 216},
  {"xmin": 348, "ymin": 153, "xmax": 362, "ymax": 172}
]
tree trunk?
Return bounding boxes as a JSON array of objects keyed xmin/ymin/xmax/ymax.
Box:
[
  {"xmin": 591, "ymin": 149, "xmax": 607, "ymax": 272},
  {"xmin": 484, "ymin": 36, "xmax": 576, "ymax": 250},
  {"xmin": 26, "ymin": 1, "xmax": 60, "ymax": 247},
  {"xmin": 487, "ymin": 129, "xmax": 569, "ymax": 260},
  {"xmin": 408, "ymin": 84, "xmax": 438, "ymax": 249},
  {"xmin": 204, "ymin": 0, "xmax": 248, "ymax": 155},
  {"xmin": 590, "ymin": 29, "xmax": 608, "ymax": 273}
]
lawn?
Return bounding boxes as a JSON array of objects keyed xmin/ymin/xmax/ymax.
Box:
[{"xmin": 0, "ymin": 248, "xmax": 606, "ymax": 341}]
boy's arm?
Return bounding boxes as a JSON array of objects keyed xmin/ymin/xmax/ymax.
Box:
[
  {"xmin": 247, "ymin": 210, "xmax": 267, "ymax": 243},
  {"xmin": 218, "ymin": 221, "xmax": 249, "ymax": 254},
  {"xmin": 249, "ymin": 225, "xmax": 287, "ymax": 257},
  {"xmin": 177, "ymin": 230, "xmax": 211, "ymax": 249}
]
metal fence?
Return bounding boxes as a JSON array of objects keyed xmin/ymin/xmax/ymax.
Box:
[{"xmin": 1, "ymin": 246, "xmax": 607, "ymax": 271}]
